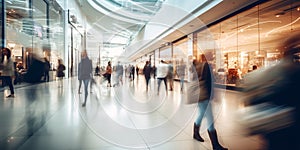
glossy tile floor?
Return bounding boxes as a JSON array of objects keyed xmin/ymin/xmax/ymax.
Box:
[{"xmin": 0, "ymin": 75, "xmax": 266, "ymax": 150}]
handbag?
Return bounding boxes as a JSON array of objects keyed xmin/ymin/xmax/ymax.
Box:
[
  {"xmin": 186, "ymin": 63, "xmax": 209, "ymax": 104},
  {"xmin": 238, "ymin": 102, "xmax": 295, "ymax": 135}
]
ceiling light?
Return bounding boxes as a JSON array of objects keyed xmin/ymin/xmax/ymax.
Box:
[{"xmin": 275, "ymin": 12, "xmax": 285, "ymax": 17}]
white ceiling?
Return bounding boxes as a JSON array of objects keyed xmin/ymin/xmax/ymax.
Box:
[{"xmin": 77, "ymin": 0, "xmax": 262, "ymax": 61}]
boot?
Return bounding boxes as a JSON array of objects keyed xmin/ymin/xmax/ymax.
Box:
[
  {"xmin": 207, "ymin": 130, "xmax": 228, "ymax": 150},
  {"xmin": 193, "ymin": 123, "xmax": 204, "ymax": 142}
]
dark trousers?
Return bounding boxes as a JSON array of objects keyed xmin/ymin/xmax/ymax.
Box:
[
  {"xmin": 145, "ymin": 76, "xmax": 150, "ymax": 86},
  {"xmin": 157, "ymin": 77, "xmax": 167, "ymax": 92},
  {"xmin": 3, "ymin": 76, "xmax": 14, "ymax": 94},
  {"xmin": 44, "ymin": 71, "xmax": 49, "ymax": 82}
]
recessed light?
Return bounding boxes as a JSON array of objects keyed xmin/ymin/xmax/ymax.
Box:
[{"xmin": 275, "ymin": 12, "xmax": 285, "ymax": 17}]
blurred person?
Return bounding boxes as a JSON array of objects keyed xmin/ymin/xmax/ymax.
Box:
[
  {"xmin": 136, "ymin": 65, "xmax": 139, "ymax": 77},
  {"xmin": 176, "ymin": 59, "xmax": 186, "ymax": 92},
  {"xmin": 23, "ymin": 55, "xmax": 46, "ymax": 83},
  {"xmin": 56, "ymin": 59, "xmax": 65, "ymax": 87},
  {"xmin": 15, "ymin": 62, "xmax": 24, "ymax": 84},
  {"xmin": 89, "ymin": 75, "xmax": 97, "ymax": 93},
  {"xmin": 0, "ymin": 47, "xmax": 15, "ymax": 98},
  {"xmin": 105, "ymin": 61, "xmax": 112, "ymax": 87},
  {"xmin": 13, "ymin": 61, "xmax": 18, "ymax": 85},
  {"xmin": 78, "ymin": 50, "xmax": 93, "ymax": 107},
  {"xmin": 152, "ymin": 65, "xmax": 156, "ymax": 79},
  {"xmin": 192, "ymin": 55, "xmax": 228, "ymax": 150},
  {"xmin": 78, "ymin": 53, "xmax": 84, "ymax": 94},
  {"xmin": 43, "ymin": 57, "xmax": 51, "ymax": 82},
  {"xmin": 243, "ymin": 33, "xmax": 300, "ymax": 150},
  {"xmin": 167, "ymin": 61, "xmax": 174, "ymax": 91},
  {"xmin": 252, "ymin": 65, "xmax": 257, "ymax": 71},
  {"xmin": 114, "ymin": 61, "xmax": 123, "ymax": 87},
  {"xmin": 16, "ymin": 61, "xmax": 24, "ymax": 70},
  {"xmin": 95, "ymin": 65, "xmax": 100, "ymax": 76},
  {"xmin": 143, "ymin": 61, "xmax": 152, "ymax": 92},
  {"xmin": 130, "ymin": 65, "xmax": 135, "ymax": 81},
  {"xmin": 126, "ymin": 65, "xmax": 131, "ymax": 78},
  {"xmin": 156, "ymin": 60, "xmax": 169, "ymax": 95}
]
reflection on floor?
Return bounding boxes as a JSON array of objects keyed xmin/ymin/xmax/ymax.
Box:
[{"xmin": 0, "ymin": 75, "xmax": 266, "ymax": 150}]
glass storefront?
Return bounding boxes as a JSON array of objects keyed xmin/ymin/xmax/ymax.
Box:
[
  {"xmin": 196, "ymin": 0, "xmax": 300, "ymax": 86},
  {"xmin": 173, "ymin": 38, "xmax": 188, "ymax": 81},
  {"xmin": 137, "ymin": 0, "xmax": 300, "ymax": 88},
  {"xmin": 4, "ymin": 0, "xmax": 65, "ymax": 81},
  {"xmin": 159, "ymin": 45, "xmax": 172, "ymax": 63}
]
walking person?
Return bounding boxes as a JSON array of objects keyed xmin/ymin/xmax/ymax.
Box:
[
  {"xmin": 43, "ymin": 57, "xmax": 51, "ymax": 82},
  {"xmin": 0, "ymin": 47, "xmax": 15, "ymax": 98},
  {"xmin": 242, "ymin": 33, "xmax": 300, "ymax": 150},
  {"xmin": 56, "ymin": 59, "xmax": 65, "ymax": 87},
  {"xmin": 156, "ymin": 60, "xmax": 169, "ymax": 95},
  {"xmin": 136, "ymin": 65, "xmax": 139, "ymax": 78},
  {"xmin": 105, "ymin": 61, "xmax": 112, "ymax": 87},
  {"xmin": 143, "ymin": 61, "xmax": 152, "ymax": 92},
  {"xmin": 130, "ymin": 65, "xmax": 135, "ymax": 81},
  {"xmin": 176, "ymin": 59, "xmax": 186, "ymax": 92},
  {"xmin": 114, "ymin": 61, "xmax": 123, "ymax": 87},
  {"xmin": 95, "ymin": 65, "xmax": 100, "ymax": 76},
  {"xmin": 192, "ymin": 55, "xmax": 228, "ymax": 150},
  {"xmin": 78, "ymin": 50, "xmax": 93, "ymax": 107},
  {"xmin": 78, "ymin": 53, "xmax": 84, "ymax": 94},
  {"xmin": 167, "ymin": 61, "xmax": 174, "ymax": 91},
  {"xmin": 152, "ymin": 65, "xmax": 157, "ymax": 79}
]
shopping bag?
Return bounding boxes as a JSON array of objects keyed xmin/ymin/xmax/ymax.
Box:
[
  {"xmin": 186, "ymin": 80, "xmax": 209, "ymax": 104},
  {"xmin": 186, "ymin": 63, "xmax": 209, "ymax": 104}
]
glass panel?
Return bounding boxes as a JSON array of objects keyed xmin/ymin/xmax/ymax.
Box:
[
  {"xmin": 173, "ymin": 38, "xmax": 188, "ymax": 81},
  {"xmin": 237, "ymin": 5, "xmax": 259, "ymax": 75},
  {"xmin": 159, "ymin": 46, "xmax": 171, "ymax": 63},
  {"xmin": 259, "ymin": 0, "xmax": 300, "ymax": 66}
]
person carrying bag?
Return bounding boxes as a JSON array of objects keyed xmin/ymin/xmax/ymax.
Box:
[{"xmin": 188, "ymin": 55, "xmax": 228, "ymax": 150}]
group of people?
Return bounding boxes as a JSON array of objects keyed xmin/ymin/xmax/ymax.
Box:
[
  {"xmin": 1, "ymin": 31, "xmax": 296, "ymax": 149},
  {"xmin": 0, "ymin": 47, "xmax": 67, "ymax": 98}
]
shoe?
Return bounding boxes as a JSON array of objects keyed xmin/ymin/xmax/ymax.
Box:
[
  {"xmin": 208, "ymin": 130, "xmax": 228, "ymax": 150},
  {"xmin": 82, "ymin": 103, "xmax": 86, "ymax": 107},
  {"xmin": 193, "ymin": 123, "xmax": 204, "ymax": 142},
  {"xmin": 6, "ymin": 95, "xmax": 15, "ymax": 98}
]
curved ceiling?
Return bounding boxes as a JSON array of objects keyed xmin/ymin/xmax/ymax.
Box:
[
  {"xmin": 79, "ymin": 0, "xmax": 164, "ymax": 49},
  {"xmin": 78, "ymin": 0, "xmax": 264, "ymax": 61}
]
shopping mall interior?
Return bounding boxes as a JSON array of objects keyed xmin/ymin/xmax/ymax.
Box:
[{"xmin": 0, "ymin": 0, "xmax": 300, "ymax": 149}]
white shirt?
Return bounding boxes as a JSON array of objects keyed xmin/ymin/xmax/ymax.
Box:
[
  {"xmin": 156, "ymin": 63, "xmax": 169, "ymax": 78},
  {"xmin": 1, "ymin": 59, "xmax": 14, "ymax": 76}
]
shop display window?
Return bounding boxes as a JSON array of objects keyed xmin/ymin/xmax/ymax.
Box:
[
  {"xmin": 173, "ymin": 38, "xmax": 188, "ymax": 81},
  {"xmin": 195, "ymin": 0, "xmax": 300, "ymax": 87}
]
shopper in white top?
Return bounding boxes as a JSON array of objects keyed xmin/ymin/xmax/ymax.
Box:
[
  {"xmin": 156, "ymin": 60, "xmax": 169, "ymax": 95},
  {"xmin": 0, "ymin": 47, "xmax": 15, "ymax": 98}
]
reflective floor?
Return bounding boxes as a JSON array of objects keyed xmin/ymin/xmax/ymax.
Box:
[{"xmin": 0, "ymin": 75, "xmax": 266, "ymax": 150}]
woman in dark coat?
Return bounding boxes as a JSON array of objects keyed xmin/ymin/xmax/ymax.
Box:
[
  {"xmin": 192, "ymin": 55, "xmax": 227, "ymax": 150},
  {"xmin": 143, "ymin": 61, "xmax": 152, "ymax": 92},
  {"xmin": 78, "ymin": 50, "xmax": 93, "ymax": 107}
]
